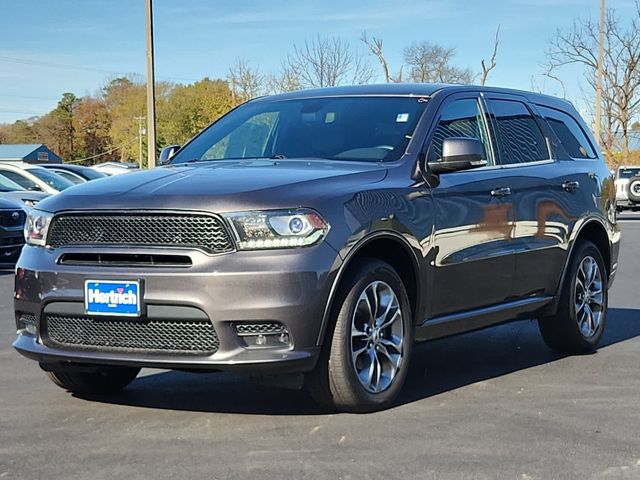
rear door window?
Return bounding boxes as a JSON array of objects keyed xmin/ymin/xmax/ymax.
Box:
[
  {"xmin": 537, "ymin": 105, "xmax": 595, "ymax": 159},
  {"xmin": 488, "ymin": 100, "xmax": 549, "ymax": 165}
]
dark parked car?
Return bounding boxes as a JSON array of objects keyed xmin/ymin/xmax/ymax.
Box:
[
  {"xmin": 0, "ymin": 174, "xmax": 49, "ymax": 207},
  {"xmin": 0, "ymin": 197, "xmax": 26, "ymax": 267},
  {"xmin": 39, "ymin": 164, "xmax": 107, "ymax": 184},
  {"xmin": 14, "ymin": 84, "xmax": 619, "ymax": 412}
]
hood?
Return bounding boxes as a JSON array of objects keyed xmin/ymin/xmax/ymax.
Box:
[
  {"xmin": 37, "ymin": 159, "xmax": 388, "ymax": 213},
  {"xmin": 0, "ymin": 190, "xmax": 50, "ymax": 206},
  {"xmin": 0, "ymin": 195, "xmax": 25, "ymax": 210}
]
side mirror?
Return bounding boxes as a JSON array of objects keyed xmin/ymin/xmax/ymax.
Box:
[
  {"xmin": 159, "ymin": 145, "xmax": 181, "ymax": 165},
  {"xmin": 428, "ymin": 137, "xmax": 487, "ymax": 174}
]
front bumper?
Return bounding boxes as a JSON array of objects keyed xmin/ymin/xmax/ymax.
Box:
[
  {"xmin": 0, "ymin": 233, "xmax": 24, "ymax": 266},
  {"xmin": 13, "ymin": 242, "xmax": 341, "ymax": 374},
  {"xmin": 616, "ymin": 198, "xmax": 638, "ymax": 208}
]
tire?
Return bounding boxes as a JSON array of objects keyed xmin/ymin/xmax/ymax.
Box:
[
  {"xmin": 626, "ymin": 176, "xmax": 640, "ymax": 203},
  {"xmin": 538, "ymin": 240, "xmax": 607, "ymax": 354},
  {"xmin": 306, "ymin": 258, "xmax": 413, "ymax": 413},
  {"xmin": 43, "ymin": 365, "xmax": 140, "ymax": 394}
]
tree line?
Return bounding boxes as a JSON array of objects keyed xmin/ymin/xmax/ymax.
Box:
[
  {"xmin": 0, "ymin": 4, "xmax": 639, "ymax": 167},
  {"xmin": 0, "ymin": 30, "xmax": 501, "ymax": 167}
]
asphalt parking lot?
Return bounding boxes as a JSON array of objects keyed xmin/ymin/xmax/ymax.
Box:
[{"xmin": 1, "ymin": 217, "xmax": 639, "ymax": 480}]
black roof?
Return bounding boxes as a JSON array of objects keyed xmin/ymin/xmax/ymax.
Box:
[{"xmin": 253, "ymin": 83, "xmax": 573, "ymax": 110}]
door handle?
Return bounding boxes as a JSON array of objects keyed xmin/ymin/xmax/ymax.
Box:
[
  {"xmin": 562, "ymin": 180, "xmax": 580, "ymax": 192},
  {"xmin": 490, "ymin": 187, "xmax": 512, "ymax": 197}
]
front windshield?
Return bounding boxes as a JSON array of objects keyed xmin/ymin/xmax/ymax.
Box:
[
  {"xmin": 172, "ymin": 96, "xmax": 427, "ymax": 164},
  {"xmin": 26, "ymin": 168, "xmax": 75, "ymax": 191},
  {"xmin": 0, "ymin": 174, "xmax": 25, "ymax": 192}
]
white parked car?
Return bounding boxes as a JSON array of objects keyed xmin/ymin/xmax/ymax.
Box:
[
  {"xmin": 0, "ymin": 163, "xmax": 75, "ymax": 194},
  {"xmin": 91, "ymin": 161, "xmax": 140, "ymax": 176},
  {"xmin": 615, "ymin": 165, "xmax": 640, "ymax": 212}
]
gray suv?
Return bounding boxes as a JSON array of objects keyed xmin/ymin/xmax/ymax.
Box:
[{"xmin": 14, "ymin": 84, "xmax": 620, "ymax": 412}]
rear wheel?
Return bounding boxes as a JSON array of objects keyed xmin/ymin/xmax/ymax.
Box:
[
  {"xmin": 538, "ymin": 240, "xmax": 607, "ymax": 353},
  {"xmin": 43, "ymin": 364, "xmax": 140, "ymax": 394},
  {"xmin": 306, "ymin": 258, "xmax": 413, "ymax": 412}
]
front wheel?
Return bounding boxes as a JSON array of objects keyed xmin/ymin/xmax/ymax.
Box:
[
  {"xmin": 306, "ymin": 258, "xmax": 413, "ymax": 412},
  {"xmin": 538, "ymin": 240, "xmax": 607, "ymax": 353},
  {"xmin": 43, "ymin": 364, "xmax": 141, "ymax": 394}
]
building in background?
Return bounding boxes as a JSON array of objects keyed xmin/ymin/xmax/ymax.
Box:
[{"xmin": 0, "ymin": 144, "xmax": 62, "ymax": 164}]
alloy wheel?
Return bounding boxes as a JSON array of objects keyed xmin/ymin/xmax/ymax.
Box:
[
  {"xmin": 350, "ymin": 281, "xmax": 404, "ymax": 393},
  {"xmin": 574, "ymin": 255, "xmax": 604, "ymax": 338}
]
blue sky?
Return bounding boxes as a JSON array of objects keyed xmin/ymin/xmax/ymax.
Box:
[{"xmin": 0, "ymin": 0, "xmax": 636, "ymax": 123}]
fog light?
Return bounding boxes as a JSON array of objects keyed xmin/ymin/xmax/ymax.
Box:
[
  {"xmin": 16, "ymin": 312, "xmax": 37, "ymax": 336},
  {"xmin": 234, "ymin": 322, "xmax": 291, "ymax": 348}
]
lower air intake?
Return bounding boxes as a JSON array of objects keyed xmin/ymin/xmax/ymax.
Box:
[{"xmin": 44, "ymin": 314, "xmax": 219, "ymax": 354}]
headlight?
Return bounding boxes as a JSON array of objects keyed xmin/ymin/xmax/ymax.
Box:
[
  {"xmin": 24, "ymin": 210, "xmax": 53, "ymax": 246},
  {"xmin": 224, "ymin": 209, "xmax": 329, "ymax": 250}
]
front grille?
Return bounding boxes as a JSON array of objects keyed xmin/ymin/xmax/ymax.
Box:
[
  {"xmin": 0, "ymin": 209, "xmax": 25, "ymax": 228},
  {"xmin": 47, "ymin": 213, "xmax": 234, "ymax": 254},
  {"xmin": 0, "ymin": 235, "xmax": 24, "ymax": 247},
  {"xmin": 44, "ymin": 314, "xmax": 219, "ymax": 354}
]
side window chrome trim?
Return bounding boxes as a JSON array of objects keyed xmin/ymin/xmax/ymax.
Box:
[{"xmin": 498, "ymin": 158, "xmax": 557, "ymax": 169}]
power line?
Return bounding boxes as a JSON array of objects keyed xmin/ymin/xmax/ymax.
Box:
[
  {"xmin": 65, "ymin": 145, "xmax": 122, "ymax": 164},
  {"xmin": 0, "ymin": 93, "xmax": 61, "ymax": 101},
  {"xmin": 0, "ymin": 55, "xmax": 119, "ymax": 76},
  {"xmin": 66, "ymin": 139, "xmax": 139, "ymax": 164},
  {"xmin": 0, "ymin": 55, "xmax": 200, "ymax": 83},
  {"xmin": 0, "ymin": 109, "xmax": 42, "ymax": 115}
]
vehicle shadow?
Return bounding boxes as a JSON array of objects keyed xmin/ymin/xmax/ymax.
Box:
[{"xmin": 82, "ymin": 307, "xmax": 640, "ymax": 415}]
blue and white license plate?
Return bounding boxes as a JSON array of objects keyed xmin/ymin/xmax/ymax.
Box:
[{"xmin": 84, "ymin": 280, "xmax": 141, "ymax": 317}]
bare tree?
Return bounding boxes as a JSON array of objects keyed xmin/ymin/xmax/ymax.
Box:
[
  {"xmin": 403, "ymin": 42, "xmax": 473, "ymax": 84},
  {"xmin": 228, "ymin": 59, "xmax": 265, "ymax": 104},
  {"xmin": 360, "ymin": 31, "xmax": 403, "ymax": 83},
  {"xmin": 546, "ymin": 4, "xmax": 640, "ymax": 162},
  {"xmin": 267, "ymin": 65, "xmax": 303, "ymax": 94},
  {"xmin": 480, "ymin": 26, "xmax": 500, "ymax": 86},
  {"xmin": 542, "ymin": 65, "xmax": 568, "ymax": 99},
  {"xmin": 282, "ymin": 35, "xmax": 374, "ymax": 88}
]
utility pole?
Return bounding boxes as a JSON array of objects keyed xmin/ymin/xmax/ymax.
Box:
[
  {"xmin": 594, "ymin": 0, "xmax": 605, "ymax": 145},
  {"xmin": 145, "ymin": 0, "xmax": 157, "ymax": 168},
  {"xmin": 134, "ymin": 115, "xmax": 145, "ymax": 168}
]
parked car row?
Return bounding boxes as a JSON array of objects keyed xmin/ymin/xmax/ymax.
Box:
[{"xmin": 0, "ymin": 160, "xmax": 119, "ymax": 269}]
